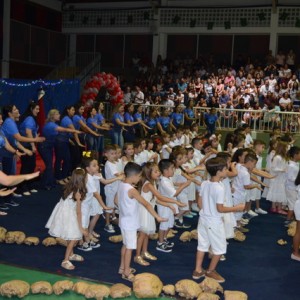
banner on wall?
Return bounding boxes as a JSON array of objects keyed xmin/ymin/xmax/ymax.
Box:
[{"xmin": 0, "ymin": 79, "xmax": 81, "ymax": 115}]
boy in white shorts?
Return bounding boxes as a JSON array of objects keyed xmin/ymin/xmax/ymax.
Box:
[
  {"xmin": 232, "ymin": 153, "xmax": 262, "ymax": 228},
  {"xmin": 157, "ymin": 159, "xmax": 191, "ymax": 253},
  {"xmin": 193, "ymin": 157, "xmax": 245, "ymax": 283},
  {"xmin": 117, "ymin": 162, "xmax": 166, "ymax": 281},
  {"xmin": 104, "ymin": 145, "xmax": 121, "ymax": 233}
]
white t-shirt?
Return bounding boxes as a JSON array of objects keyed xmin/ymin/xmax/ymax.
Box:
[
  {"xmin": 118, "ymin": 182, "xmax": 140, "ymax": 230},
  {"xmin": 286, "ymin": 161, "xmax": 299, "ymax": 191},
  {"xmin": 158, "ymin": 176, "xmax": 178, "ymax": 214},
  {"xmin": 193, "ymin": 148, "xmax": 204, "ymax": 166},
  {"xmin": 232, "ymin": 164, "xmax": 250, "ymax": 200},
  {"xmin": 199, "ymin": 180, "xmax": 224, "ymax": 225},
  {"xmin": 244, "ymin": 133, "xmax": 253, "ymax": 148},
  {"xmin": 161, "ymin": 144, "xmax": 171, "ymax": 159},
  {"xmin": 104, "ymin": 161, "xmax": 119, "ymax": 193}
]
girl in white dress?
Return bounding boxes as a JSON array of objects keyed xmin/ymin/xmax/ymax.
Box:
[
  {"xmin": 46, "ymin": 168, "xmax": 88, "ymax": 270},
  {"xmin": 267, "ymin": 141, "xmax": 289, "ymax": 214},
  {"xmin": 81, "ymin": 156, "xmax": 122, "ymax": 248},
  {"xmin": 285, "ymin": 147, "xmax": 300, "ymax": 224},
  {"xmin": 262, "ymin": 139, "xmax": 278, "ymax": 198},
  {"xmin": 134, "ymin": 162, "xmax": 185, "ymax": 266}
]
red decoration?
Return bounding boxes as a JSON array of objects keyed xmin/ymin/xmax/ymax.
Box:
[{"xmin": 80, "ymin": 72, "xmax": 123, "ymax": 108}]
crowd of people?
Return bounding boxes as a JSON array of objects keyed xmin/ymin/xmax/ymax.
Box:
[
  {"xmin": 1, "ymin": 48, "xmax": 300, "ymax": 285},
  {"xmin": 121, "ymin": 49, "xmax": 300, "ymax": 132}
]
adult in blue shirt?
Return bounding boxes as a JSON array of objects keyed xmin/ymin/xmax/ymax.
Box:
[
  {"xmin": 18, "ymin": 102, "xmax": 41, "ymax": 196},
  {"xmin": 157, "ymin": 108, "xmax": 176, "ymax": 134},
  {"xmin": 96, "ymin": 102, "xmax": 110, "ymax": 155},
  {"xmin": 184, "ymin": 100, "xmax": 197, "ymax": 126},
  {"xmin": 72, "ymin": 103, "xmax": 99, "ymax": 170},
  {"xmin": 38, "ymin": 109, "xmax": 80, "ymax": 190},
  {"xmin": 1, "ymin": 105, "xmax": 45, "ymax": 205},
  {"xmin": 124, "ymin": 103, "xmax": 137, "ymax": 142},
  {"xmin": 204, "ymin": 108, "xmax": 220, "ymax": 135},
  {"xmin": 133, "ymin": 105, "xmax": 150, "ymax": 138},
  {"xmin": 86, "ymin": 106, "xmax": 109, "ymax": 152},
  {"xmin": 111, "ymin": 104, "xmax": 137, "ymax": 148},
  {"xmin": 145, "ymin": 109, "xmax": 158, "ymax": 135},
  {"xmin": 55, "ymin": 105, "xmax": 82, "ymax": 185},
  {"xmin": 171, "ymin": 104, "xmax": 184, "ymax": 129}
]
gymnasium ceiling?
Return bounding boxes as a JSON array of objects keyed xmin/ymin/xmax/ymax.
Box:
[{"xmin": 61, "ymin": 0, "xmax": 300, "ymax": 6}]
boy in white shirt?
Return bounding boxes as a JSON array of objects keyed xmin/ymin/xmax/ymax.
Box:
[
  {"xmin": 173, "ymin": 127, "xmax": 185, "ymax": 146},
  {"xmin": 117, "ymin": 162, "xmax": 166, "ymax": 282},
  {"xmin": 192, "ymin": 157, "xmax": 244, "ymax": 283},
  {"xmin": 133, "ymin": 140, "xmax": 144, "ymax": 166},
  {"xmin": 192, "ymin": 137, "xmax": 205, "ymax": 166},
  {"xmin": 243, "ymin": 124, "xmax": 253, "ymax": 148},
  {"xmin": 157, "ymin": 159, "xmax": 191, "ymax": 253},
  {"xmin": 232, "ymin": 153, "xmax": 262, "ymax": 228},
  {"xmin": 104, "ymin": 145, "xmax": 122, "ymax": 233}
]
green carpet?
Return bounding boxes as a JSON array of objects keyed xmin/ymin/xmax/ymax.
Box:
[{"xmin": 0, "ymin": 263, "xmax": 170, "ymax": 300}]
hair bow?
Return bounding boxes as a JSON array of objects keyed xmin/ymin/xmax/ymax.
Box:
[{"xmin": 83, "ymin": 151, "xmax": 91, "ymax": 158}]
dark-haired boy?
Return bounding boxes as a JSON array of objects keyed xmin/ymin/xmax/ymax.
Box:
[
  {"xmin": 157, "ymin": 159, "xmax": 191, "ymax": 253},
  {"xmin": 193, "ymin": 157, "xmax": 244, "ymax": 283},
  {"xmin": 118, "ymin": 162, "xmax": 166, "ymax": 281}
]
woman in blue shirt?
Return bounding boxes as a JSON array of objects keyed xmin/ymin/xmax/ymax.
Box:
[
  {"xmin": 86, "ymin": 106, "xmax": 110, "ymax": 152},
  {"xmin": 184, "ymin": 100, "xmax": 197, "ymax": 126},
  {"xmin": 145, "ymin": 108, "xmax": 158, "ymax": 136},
  {"xmin": 133, "ymin": 105, "xmax": 151, "ymax": 138},
  {"xmin": 55, "ymin": 105, "xmax": 82, "ymax": 185},
  {"xmin": 171, "ymin": 104, "xmax": 184, "ymax": 129},
  {"xmin": 38, "ymin": 109, "xmax": 80, "ymax": 190},
  {"xmin": 18, "ymin": 102, "xmax": 41, "ymax": 195},
  {"xmin": 111, "ymin": 104, "xmax": 137, "ymax": 148},
  {"xmin": 96, "ymin": 102, "xmax": 110, "ymax": 154},
  {"xmin": 157, "ymin": 108, "xmax": 176, "ymax": 134},
  {"xmin": 124, "ymin": 103, "xmax": 138, "ymax": 142}
]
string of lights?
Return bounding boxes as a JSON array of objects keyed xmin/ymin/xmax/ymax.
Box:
[{"xmin": 0, "ymin": 79, "xmax": 78, "ymax": 87}]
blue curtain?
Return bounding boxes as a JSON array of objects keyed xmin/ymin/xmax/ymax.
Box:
[{"xmin": 0, "ymin": 79, "xmax": 80, "ymax": 114}]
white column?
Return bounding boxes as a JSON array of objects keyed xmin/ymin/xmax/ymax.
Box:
[
  {"xmin": 2, "ymin": 0, "xmax": 11, "ymax": 78},
  {"xmin": 152, "ymin": 32, "xmax": 167, "ymax": 65},
  {"xmin": 269, "ymin": 9, "xmax": 278, "ymax": 55},
  {"xmin": 68, "ymin": 33, "xmax": 76, "ymax": 66}
]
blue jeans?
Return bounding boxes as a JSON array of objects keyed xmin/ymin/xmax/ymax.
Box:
[
  {"xmin": 54, "ymin": 139, "xmax": 71, "ymax": 180},
  {"xmin": 86, "ymin": 134, "xmax": 98, "ymax": 152},
  {"xmin": 97, "ymin": 135, "xmax": 104, "ymax": 154},
  {"xmin": 111, "ymin": 130, "xmax": 124, "ymax": 148},
  {"xmin": 38, "ymin": 141, "xmax": 55, "ymax": 189}
]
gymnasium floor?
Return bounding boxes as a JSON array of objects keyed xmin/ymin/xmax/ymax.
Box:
[{"xmin": 0, "ymin": 185, "xmax": 299, "ymax": 300}]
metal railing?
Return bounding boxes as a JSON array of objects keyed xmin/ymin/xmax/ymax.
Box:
[
  {"xmin": 102, "ymin": 102, "xmax": 300, "ymax": 134},
  {"xmin": 79, "ymin": 53, "xmax": 102, "ymax": 88},
  {"xmin": 46, "ymin": 52, "xmax": 101, "ymax": 80}
]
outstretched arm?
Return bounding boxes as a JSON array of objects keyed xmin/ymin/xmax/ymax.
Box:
[{"xmin": 0, "ymin": 171, "xmax": 40, "ymax": 186}]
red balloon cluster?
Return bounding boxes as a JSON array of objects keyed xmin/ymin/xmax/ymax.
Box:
[{"xmin": 81, "ymin": 72, "xmax": 124, "ymax": 107}]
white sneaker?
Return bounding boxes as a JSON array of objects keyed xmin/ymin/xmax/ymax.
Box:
[
  {"xmin": 248, "ymin": 210, "xmax": 258, "ymax": 217},
  {"xmin": 255, "ymin": 208, "xmax": 268, "ymax": 215},
  {"xmin": 191, "ymin": 203, "xmax": 200, "ymax": 212},
  {"xmin": 240, "ymin": 218, "xmax": 249, "ymax": 225}
]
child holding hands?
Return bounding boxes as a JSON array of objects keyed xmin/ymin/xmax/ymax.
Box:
[
  {"xmin": 46, "ymin": 168, "xmax": 88, "ymax": 270},
  {"xmin": 193, "ymin": 157, "xmax": 245, "ymax": 283},
  {"xmin": 117, "ymin": 162, "xmax": 167, "ymax": 282}
]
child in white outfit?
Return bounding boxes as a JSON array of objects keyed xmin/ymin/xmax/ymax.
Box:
[
  {"xmin": 117, "ymin": 162, "xmax": 166, "ymax": 282},
  {"xmin": 193, "ymin": 157, "xmax": 244, "ymax": 283},
  {"xmin": 46, "ymin": 168, "xmax": 88, "ymax": 271}
]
